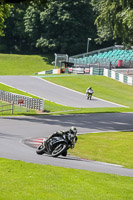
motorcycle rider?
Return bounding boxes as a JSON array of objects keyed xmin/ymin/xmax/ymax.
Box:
[
  {"xmin": 86, "ymin": 87, "xmax": 93, "ymax": 98},
  {"xmin": 44, "ymin": 126, "xmax": 78, "ymax": 155}
]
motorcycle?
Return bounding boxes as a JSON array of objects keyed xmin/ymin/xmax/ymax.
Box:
[
  {"xmin": 86, "ymin": 90, "xmax": 93, "ymax": 100},
  {"xmin": 36, "ymin": 132, "xmax": 77, "ymax": 157}
]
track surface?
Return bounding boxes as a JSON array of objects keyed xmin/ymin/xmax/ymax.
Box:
[
  {"xmin": 0, "ymin": 75, "xmax": 132, "ymax": 177},
  {"xmin": 0, "ymin": 75, "xmax": 123, "ymax": 108},
  {"xmin": 0, "ymin": 113, "xmax": 133, "ymax": 177}
]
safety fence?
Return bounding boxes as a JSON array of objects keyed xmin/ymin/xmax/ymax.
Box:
[
  {"xmin": 37, "ymin": 67, "xmax": 90, "ymax": 75},
  {"xmin": 0, "ymin": 103, "xmax": 14, "ymax": 114},
  {"xmin": 90, "ymin": 67, "xmax": 133, "ymax": 86},
  {"xmin": 0, "ymin": 90, "xmax": 44, "ymax": 111}
]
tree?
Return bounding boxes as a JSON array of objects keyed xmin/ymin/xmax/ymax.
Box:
[
  {"xmin": 1, "ymin": 3, "xmax": 30, "ymax": 53},
  {"xmin": 0, "ymin": 3, "xmax": 11, "ymax": 36},
  {"xmin": 1, "ymin": 0, "xmax": 97, "ymax": 54},
  {"xmin": 24, "ymin": 0, "xmax": 96, "ymax": 54},
  {"xmin": 3, "ymin": 0, "xmax": 48, "ymax": 4},
  {"xmin": 0, "ymin": 0, "xmax": 47, "ymax": 37},
  {"xmin": 91, "ymin": 0, "xmax": 133, "ymax": 46}
]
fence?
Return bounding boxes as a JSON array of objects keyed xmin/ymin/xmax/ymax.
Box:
[
  {"xmin": 0, "ymin": 90, "xmax": 44, "ymax": 111},
  {"xmin": 0, "ymin": 103, "xmax": 14, "ymax": 114},
  {"xmin": 90, "ymin": 67, "xmax": 133, "ymax": 86},
  {"xmin": 103, "ymin": 68, "xmax": 133, "ymax": 86}
]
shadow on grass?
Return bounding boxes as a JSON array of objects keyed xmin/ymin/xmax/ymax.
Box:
[{"xmin": 41, "ymin": 54, "xmax": 54, "ymax": 66}]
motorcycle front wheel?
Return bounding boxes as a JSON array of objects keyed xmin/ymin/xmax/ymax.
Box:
[
  {"xmin": 36, "ymin": 144, "xmax": 46, "ymax": 155},
  {"xmin": 51, "ymin": 143, "xmax": 67, "ymax": 157}
]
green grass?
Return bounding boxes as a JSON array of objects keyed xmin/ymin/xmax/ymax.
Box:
[
  {"xmin": 69, "ymin": 131, "xmax": 133, "ymax": 169},
  {"xmin": 43, "ymin": 75, "xmax": 133, "ymax": 108},
  {"xmin": 0, "ymin": 83, "xmax": 39, "ymax": 98},
  {"xmin": 0, "ymin": 100, "xmax": 37, "ymax": 115},
  {"xmin": 0, "ymin": 54, "xmax": 53, "ymax": 75},
  {"xmin": 0, "ymin": 158, "xmax": 133, "ymax": 200}
]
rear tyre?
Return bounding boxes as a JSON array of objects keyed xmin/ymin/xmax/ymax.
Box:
[
  {"xmin": 51, "ymin": 143, "xmax": 67, "ymax": 157},
  {"xmin": 36, "ymin": 144, "xmax": 46, "ymax": 155}
]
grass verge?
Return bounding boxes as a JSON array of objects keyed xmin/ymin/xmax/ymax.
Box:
[
  {"xmin": 0, "ymin": 158, "xmax": 133, "ymax": 200},
  {"xmin": 69, "ymin": 131, "xmax": 133, "ymax": 169},
  {"xmin": 0, "ymin": 54, "xmax": 53, "ymax": 75}
]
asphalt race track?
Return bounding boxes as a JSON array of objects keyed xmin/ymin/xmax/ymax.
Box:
[
  {"xmin": 0, "ymin": 75, "xmax": 133, "ymax": 177},
  {"xmin": 0, "ymin": 75, "xmax": 124, "ymax": 108},
  {"xmin": 0, "ymin": 113, "xmax": 133, "ymax": 177}
]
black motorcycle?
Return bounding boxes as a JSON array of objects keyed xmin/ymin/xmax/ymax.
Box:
[{"xmin": 36, "ymin": 132, "xmax": 77, "ymax": 157}]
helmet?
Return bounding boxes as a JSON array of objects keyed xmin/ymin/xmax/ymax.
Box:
[{"xmin": 70, "ymin": 126, "xmax": 77, "ymax": 135}]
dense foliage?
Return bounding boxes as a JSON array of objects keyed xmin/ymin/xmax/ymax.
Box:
[
  {"xmin": 0, "ymin": 0, "xmax": 132, "ymax": 55},
  {"xmin": 0, "ymin": 0, "xmax": 96, "ymax": 55},
  {"xmin": 0, "ymin": 3, "xmax": 11, "ymax": 36},
  {"xmin": 91, "ymin": 0, "xmax": 133, "ymax": 46}
]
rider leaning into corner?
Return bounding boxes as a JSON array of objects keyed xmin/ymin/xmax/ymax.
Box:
[{"xmin": 44, "ymin": 126, "xmax": 78, "ymax": 156}]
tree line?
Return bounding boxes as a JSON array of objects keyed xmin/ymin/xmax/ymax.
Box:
[{"xmin": 0, "ymin": 0, "xmax": 132, "ymax": 55}]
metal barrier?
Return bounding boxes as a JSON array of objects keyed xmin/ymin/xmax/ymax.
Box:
[
  {"xmin": 103, "ymin": 68, "xmax": 133, "ymax": 86},
  {"xmin": 0, "ymin": 103, "xmax": 14, "ymax": 114},
  {"xmin": 68, "ymin": 67, "xmax": 90, "ymax": 74},
  {"xmin": 0, "ymin": 90, "xmax": 44, "ymax": 111}
]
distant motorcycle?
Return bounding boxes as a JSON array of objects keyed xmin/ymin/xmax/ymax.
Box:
[
  {"xmin": 86, "ymin": 89, "xmax": 93, "ymax": 100},
  {"xmin": 36, "ymin": 132, "xmax": 77, "ymax": 157}
]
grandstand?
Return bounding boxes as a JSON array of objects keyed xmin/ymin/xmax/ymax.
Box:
[{"xmin": 69, "ymin": 45, "xmax": 133, "ymax": 69}]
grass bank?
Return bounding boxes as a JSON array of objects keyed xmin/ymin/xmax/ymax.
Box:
[
  {"xmin": 0, "ymin": 54, "xmax": 53, "ymax": 75},
  {"xmin": 0, "ymin": 158, "xmax": 133, "ymax": 200},
  {"xmin": 69, "ymin": 131, "xmax": 133, "ymax": 169}
]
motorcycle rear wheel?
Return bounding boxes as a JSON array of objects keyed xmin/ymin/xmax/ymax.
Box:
[
  {"xmin": 36, "ymin": 144, "xmax": 46, "ymax": 155},
  {"xmin": 51, "ymin": 143, "xmax": 67, "ymax": 157}
]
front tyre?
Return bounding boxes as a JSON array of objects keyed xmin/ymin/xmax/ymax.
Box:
[
  {"xmin": 36, "ymin": 144, "xmax": 46, "ymax": 155},
  {"xmin": 51, "ymin": 143, "xmax": 67, "ymax": 157}
]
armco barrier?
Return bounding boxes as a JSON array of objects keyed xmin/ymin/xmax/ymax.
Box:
[
  {"xmin": 68, "ymin": 67, "xmax": 90, "ymax": 74},
  {"xmin": 45, "ymin": 70, "xmax": 53, "ymax": 74},
  {"xmin": 0, "ymin": 90, "xmax": 44, "ymax": 111},
  {"xmin": 90, "ymin": 67, "xmax": 133, "ymax": 86},
  {"xmin": 37, "ymin": 68, "xmax": 60, "ymax": 75},
  {"xmin": 90, "ymin": 67, "xmax": 104, "ymax": 75},
  {"xmin": 103, "ymin": 68, "xmax": 133, "ymax": 86}
]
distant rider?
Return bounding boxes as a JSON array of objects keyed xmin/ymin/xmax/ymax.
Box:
[{"xmin": 86, "ymin": 87, "xmax": 93, "ymax": 96}]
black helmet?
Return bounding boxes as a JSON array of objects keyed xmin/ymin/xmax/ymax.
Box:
[{"xmin": 70, "ymin": 126, "xmax": 77, "ymax": 135}]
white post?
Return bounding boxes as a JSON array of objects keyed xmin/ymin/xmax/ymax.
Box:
[{"xmin": 87, "ymin": 38, "xmax": 91, "ymax": 53}]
